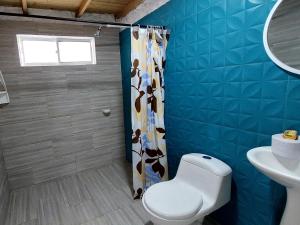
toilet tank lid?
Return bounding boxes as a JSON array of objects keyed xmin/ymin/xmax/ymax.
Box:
[{"xmin": 182, "ymin": 153, "xmax": 232, "ymax": 177}]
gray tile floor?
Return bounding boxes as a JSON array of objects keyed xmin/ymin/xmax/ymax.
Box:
[{"xmin": 5, "ymin": 161, "xmax": 218, "ymax": 225}]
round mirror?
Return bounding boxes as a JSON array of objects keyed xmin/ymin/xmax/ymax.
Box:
[{"xmin": 264, "ymin": 0, "xmax": 300, "ymax": 75}]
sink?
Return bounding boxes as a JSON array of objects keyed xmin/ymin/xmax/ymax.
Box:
[
  {"xmin": 247, "ymin": 147, "xmax": 300, "ymax": 187},
  {"xmin": 247, "ymin": 146, "xmax": 300, "ymax": 225}
]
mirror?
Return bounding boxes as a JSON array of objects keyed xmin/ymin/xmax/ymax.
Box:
[{"xmin": 264, "ymin": 0, "xmax": 300, "ymax": 75}]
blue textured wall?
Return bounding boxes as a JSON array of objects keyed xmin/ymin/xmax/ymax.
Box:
[
  {"xmin": 120, "ymin": 29, "xmax": 132, "ymax": 163},
  {"xmin": 119, "ymin": 0, "xmax": 300, "ymax": 224}
]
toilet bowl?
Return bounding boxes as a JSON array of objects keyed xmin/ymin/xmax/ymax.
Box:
[{"xmin": 142, "ymin": 153, "xmax": 232, "ymax": 225}]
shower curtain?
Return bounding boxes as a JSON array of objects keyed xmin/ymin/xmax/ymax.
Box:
[{"xmin": 131, "ymin": 27, "xmax": 169, "ymax": 199}]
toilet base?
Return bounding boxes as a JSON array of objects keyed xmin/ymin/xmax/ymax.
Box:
[
  {"xmin": 145, "ymin": 218, "xmax": 203, "ymax": 225},
  {"xmin": 149, "ymin": 218, "xmax": 203, "ymax": 225}
]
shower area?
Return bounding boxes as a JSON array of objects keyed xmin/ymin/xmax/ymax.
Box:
[{"xmin": 0, "ymin": 18, "xmax": 148, "ymax": 225}]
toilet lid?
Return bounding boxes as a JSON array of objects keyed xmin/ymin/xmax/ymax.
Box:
[{"xmin": 144, "ymin": 181, "xmax": 203, "ymax": 220}]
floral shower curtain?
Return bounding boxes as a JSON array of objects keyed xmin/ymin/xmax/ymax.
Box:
[{"xmin": 131, "ymin": 27, "xmax": 170, "ymax": 199}]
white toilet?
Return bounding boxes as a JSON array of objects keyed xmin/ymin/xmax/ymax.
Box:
[{"xmin": 142, "ymin": 153, "xmax": 232, "ymax": 225}]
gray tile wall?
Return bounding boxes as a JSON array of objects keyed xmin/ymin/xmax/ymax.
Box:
[
  {"xmin": 0, "ymin": 20, "xmax": 125, "ymax": 189},
  {"xmin": 0, "ymin": 147, "xmax": 9, "ymax": 224}
]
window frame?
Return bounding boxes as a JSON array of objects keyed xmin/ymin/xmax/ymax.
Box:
[{"xmin": 16, "ymin": 34, "xmax": 97, "ymax": 67}]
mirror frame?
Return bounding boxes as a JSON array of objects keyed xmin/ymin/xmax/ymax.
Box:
[{"xmin": 263, "ymin": 0, "xmax": 300, "ymax": 75}]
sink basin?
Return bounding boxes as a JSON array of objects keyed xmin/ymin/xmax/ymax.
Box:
[
  {"xmin": 247, "ymin": 147, "xmax": 300, "ymax": 187},
  {"xmin": 247, "ymin": 146, "xmax": 300, "ymax": 225}
]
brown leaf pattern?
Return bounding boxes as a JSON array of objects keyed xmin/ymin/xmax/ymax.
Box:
[
  {"xmin": 133, "ymin": 31, "xmax": 139, "ymax": 40},
  {"xmin": 131, "ymin": 59, "xmax": 139, "ymax": 77},
  {"xmin": 131, "ymin": 27, "xmax": 169, "ymax": 199}
]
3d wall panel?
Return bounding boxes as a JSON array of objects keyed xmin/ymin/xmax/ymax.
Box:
[{"xmin": 120, "ymin": 0, "xmax": 300, "ymax": 224}]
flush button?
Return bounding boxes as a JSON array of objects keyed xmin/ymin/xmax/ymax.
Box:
[{"xmin": 202, "ymin": 155, "xmax": 212, "ymax": 159}]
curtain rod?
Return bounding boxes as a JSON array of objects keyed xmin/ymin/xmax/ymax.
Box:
[{"xmin": 0, "ymin": 12, "xmax": 166, "ymax": 29}]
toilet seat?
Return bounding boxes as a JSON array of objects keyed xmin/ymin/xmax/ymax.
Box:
[{"xmin": 144, "ymin": 181, "xmax": 203, "ymax": 220}]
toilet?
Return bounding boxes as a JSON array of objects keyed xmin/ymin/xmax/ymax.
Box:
[{"xmin": 142, "ymin": 153, "xmax": 232, "ymax": 225}]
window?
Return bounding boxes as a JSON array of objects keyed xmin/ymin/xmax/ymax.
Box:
[{"xmin": 17, "ymin": 35, "xmax": 97, "ymax": 67}]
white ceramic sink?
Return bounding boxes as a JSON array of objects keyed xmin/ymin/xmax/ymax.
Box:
[{"xmin": 247, "ymin": 147, "xmax": 300, "ymax": 225}]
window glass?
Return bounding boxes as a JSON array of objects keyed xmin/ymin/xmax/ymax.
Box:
[
  {"xmin": 17, "ymin": 35, "xmax": 96, "ymax": 67},
  {"xmin": 58, "ymin": 41, "xmax": 92, "ymax": 63},
  {"xmin": 22, "ymin": 40, "xmax": 58, "ymax": 64}
]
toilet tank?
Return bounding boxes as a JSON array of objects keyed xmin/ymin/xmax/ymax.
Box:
[{"xmin": 175, "ymin": 153, "xmax": 232, "ymax": 209}]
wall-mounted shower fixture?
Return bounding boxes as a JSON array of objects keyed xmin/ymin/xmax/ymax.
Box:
[
  {"xmin": 102, "ymin": 108, "xmax": 111, "ymax": 116},
  {"xmin": 94, "ymin": 26, "xmax": 103, "ymax": 37}
]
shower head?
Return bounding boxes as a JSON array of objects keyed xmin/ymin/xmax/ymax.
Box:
[{"xmin": 94, "ymin": 26, "xmax": 103, "ymax": 37}]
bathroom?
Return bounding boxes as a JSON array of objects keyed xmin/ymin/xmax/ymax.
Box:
[{"xmin": 0, "ymin": 0, "xmax": 299, "ymax": 225}]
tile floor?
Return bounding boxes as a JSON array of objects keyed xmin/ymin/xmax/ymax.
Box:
[{"xmin": 5, "ymin": 161, "xmax": 218, "ymax": 225}]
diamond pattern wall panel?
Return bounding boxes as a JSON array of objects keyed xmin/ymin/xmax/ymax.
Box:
[{"xmin": 120, "ymin": 0, "xmax": 299, "ymax": 224}]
